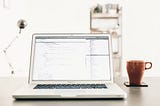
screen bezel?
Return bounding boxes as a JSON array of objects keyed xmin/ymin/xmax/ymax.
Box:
[{"xmin": 28, "ymin": 33, "xmax": 113, "ymax": 84}]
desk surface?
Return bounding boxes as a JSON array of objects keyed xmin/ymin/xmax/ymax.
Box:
[{"xmin": 0, "ymin": 77, "xmax": 160, "ymax": 106}]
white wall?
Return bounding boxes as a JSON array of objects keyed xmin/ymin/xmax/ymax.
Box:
[
  {"xmin": 0, "ymin": 0, "xmax": 30, "ymax": 76},
  {"xmin": 122, "ymin": 0, "xmax": 160, "ymax": 76},
  {"xmin": 0, "ymin": 0, "xmax": 160, "ymax": 77}
]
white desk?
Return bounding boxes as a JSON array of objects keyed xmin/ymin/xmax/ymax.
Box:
[{"xmin": 0, "ymin": 77, "xmax": 160, "ymax": 106}]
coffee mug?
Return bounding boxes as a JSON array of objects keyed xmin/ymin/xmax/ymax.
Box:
[{"xmin": 126, "ymin": 60, "xmax": 152, "ymax": 85}]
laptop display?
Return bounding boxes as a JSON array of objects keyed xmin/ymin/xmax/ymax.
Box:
[{"xmin": 31, "ymin": 34, "xmax": 111, "ymax": 81}]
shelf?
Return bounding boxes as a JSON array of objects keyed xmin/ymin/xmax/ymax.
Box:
[
  {"xmin": 90, "ymin": 28, "xmax": 122, "ymax": 37},
  {"xmin": 91, "ymin": 13, "xmax": 119, "ymax": 19},
  {"xmin": 113, "ymin": 53, "xmax": 121, "ymax": 58},
  {"xmin": 90, "ymin": 28, "xmax": 109, "ymax": 33}
]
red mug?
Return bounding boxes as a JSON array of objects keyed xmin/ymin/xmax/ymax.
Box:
[{"xmin": 126, "ymin": 60, "xmax": 152, "ymax": 85}]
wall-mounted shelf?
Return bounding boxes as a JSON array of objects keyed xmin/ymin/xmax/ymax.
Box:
[
  {"xmin": 91, "ymin": 13, "xmax": 119, "ymax": 19},
  {"xmin": 90, "ymin": 4, "xmax": 122, "ymax": 77}
]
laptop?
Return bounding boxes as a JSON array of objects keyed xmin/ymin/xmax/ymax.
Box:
[{"xmin": 12, "ymin": 33, "xmax": 127, "ymax": 99}]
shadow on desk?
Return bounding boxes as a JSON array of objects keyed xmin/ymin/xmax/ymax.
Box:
[{"xmin": 14, "ymin": 98, "xmax": 124, "ymax": 101}]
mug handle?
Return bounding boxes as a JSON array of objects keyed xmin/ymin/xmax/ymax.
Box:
[{"xmin": 145, "ymin": 62, "xmax": 152, "ymax": 70}]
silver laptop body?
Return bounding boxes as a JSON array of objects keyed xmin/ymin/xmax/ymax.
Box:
[{"xmin": 12, "ymin": 33, "xmax": 127, "ymax": 99}]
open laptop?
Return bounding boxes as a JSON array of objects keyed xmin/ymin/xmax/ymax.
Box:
[{"xmin": 12, "ymin": 33, "xmax": 127, "ymax": 99}]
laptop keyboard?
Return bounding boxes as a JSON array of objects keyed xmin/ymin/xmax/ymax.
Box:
[{"xmin": 34, "ymin": 84, "xmax": 107, "ymax": 89}]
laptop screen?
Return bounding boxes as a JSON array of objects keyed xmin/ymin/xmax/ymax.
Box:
[{"xmin": 32, "ymin": 34, "xmax": 111, "ymax": 81}]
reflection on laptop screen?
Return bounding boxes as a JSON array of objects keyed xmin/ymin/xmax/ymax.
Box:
[{"xmin": 32, "ymin": 35, "xmax": 111, "ymax": 81}]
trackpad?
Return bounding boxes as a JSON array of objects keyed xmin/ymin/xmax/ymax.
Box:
[
  {"xmin": 61, "ymin": 94, "xmax": 77, "ymax": 97},
  {"xmin": 57, "ymin": 90, "xmax": 86, "ymax": 97}
]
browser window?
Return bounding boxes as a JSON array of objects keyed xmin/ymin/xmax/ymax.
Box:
[{"xmin": 32, "ymin": 36, "xmax": 111, "ymax": 81}]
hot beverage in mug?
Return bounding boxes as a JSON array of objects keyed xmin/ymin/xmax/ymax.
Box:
[{"xmin": 126, "ymin": 60, "xmax": 152, "ymax": 85}]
